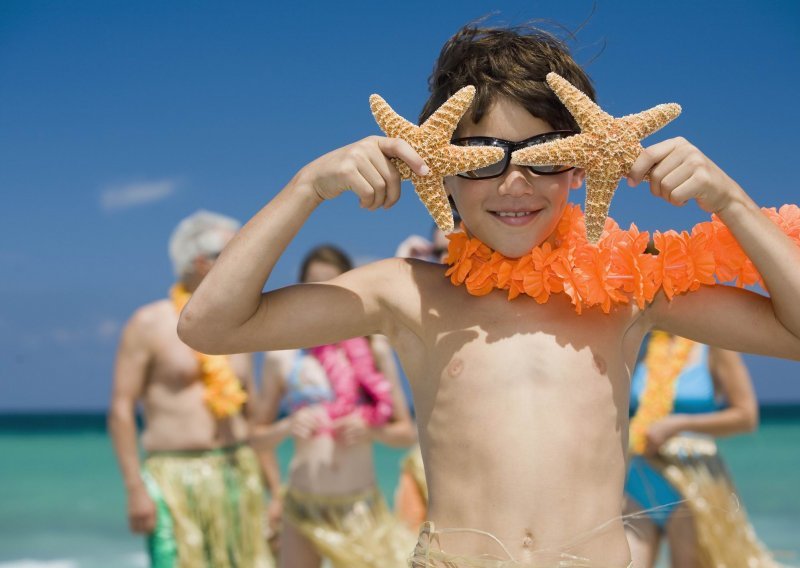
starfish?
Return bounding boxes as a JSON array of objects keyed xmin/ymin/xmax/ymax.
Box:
[
  {"xmin": 370, "ymin": 86, "xmax": 504, "ymax": 233},
  {"xmin": 512, "ymin": 72, "xmax": 682, "ymax": 243}
]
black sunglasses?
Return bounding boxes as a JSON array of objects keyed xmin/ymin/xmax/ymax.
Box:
[{"xmin": 451, "ymin": 130, "xmax": 576, "ymax": 179}]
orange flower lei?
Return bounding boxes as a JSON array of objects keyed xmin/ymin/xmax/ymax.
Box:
[
  {"xmin": 628, "ymin": 332, "xmax": 695, "ymax": 454},
  {"xmin": 445, "ymin": 203, "xmax": 800, "ymax": 314},
  {"xmin": 170, "ymin": 284, "xmax": 248, "ymax": 419}
]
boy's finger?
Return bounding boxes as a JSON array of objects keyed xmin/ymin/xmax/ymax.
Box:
[
  {"xmin": 368, "ymin": 147, "xmax": 403, "ymax": 209},
  {"xmin": 647, "ymin": 146, "xmax": 686, "ymax": 198},
  {"xmin": 627, "ymin": 138, "xmax": 680, "ymax": 185},
  {"xmin": 349, "ymin": 174, "xmax": 377, "ymax": 209},
  {"xmin": 658, "ymin": 164, "xmax": 693, "ymax": 205},
  {"xmin": 357, "ymin": 160, "xmax": 388, "ymax": 210},
  {"xmin": 378, "ymin": 137, "xmax": 430, "ymax": 177}
]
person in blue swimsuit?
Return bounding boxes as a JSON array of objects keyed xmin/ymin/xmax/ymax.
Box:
[
  {"xmin": 624, "ymin": 334, "xmax": 781, "ymax": 568},
  {"xmin": 252, "ymin": 245, "xmax": 417, "ymax": 568}
]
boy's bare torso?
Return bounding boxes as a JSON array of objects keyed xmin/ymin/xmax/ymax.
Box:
[
  {"xmin": 384, "ymin": 259, "xmax": 646, "ymax": 564},
  {"xmin": 137, "ymin": 300, "xmax": 249, "ymax": 453}
]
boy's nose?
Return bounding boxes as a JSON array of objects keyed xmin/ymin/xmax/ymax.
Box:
[{"xmin": 497, "ymin": 167, "xmax": 535, "ymax": 197}]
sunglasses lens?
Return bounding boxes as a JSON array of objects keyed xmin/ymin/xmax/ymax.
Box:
[
  {"xmin": 455, "ymin": 140, "xmax": 508, "ymax": 179},
  {"xmin": 459, "ymin": 160, "xmax": 507, "ymax": 179},
  {"xmin": 529, "ymin": 164, "xmax": 573, "ymax": 174},
  {"xmin": 522, "ymin": 132, "xmax": 574, "ymax": 175}
]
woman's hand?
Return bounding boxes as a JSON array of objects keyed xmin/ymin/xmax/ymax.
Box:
[
  {"xmin": 644, "ymin": 414, "xmax": 686, "ymax": 457},
  {"xmin": 289, "ymin": 405, "xmax": 328, "ymax": 440},
  {"xmin": 333, "ymin": 412, "xmax": 372, "ymax": 446}
]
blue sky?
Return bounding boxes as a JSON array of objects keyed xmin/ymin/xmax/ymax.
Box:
[{"xmin": 2, "ymin": 1, "xmax": 800, "ymax": 410}]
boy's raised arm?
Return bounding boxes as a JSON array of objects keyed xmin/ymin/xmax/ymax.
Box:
[
  {"xmin": 631, "ymin": 137, "xmax": 800, "ymax": 359},
  {"xmin": 178, "ymin": 136, "xmax": 428, "ymax": 355}
]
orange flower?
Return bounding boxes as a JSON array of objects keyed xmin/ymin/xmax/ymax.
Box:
[
  {"xmin": 653, "ymin": 231, "xmax": 688, "ymax": 300},
  {"xmin": 555, "ymin": 203, "xmax": 585, "ymax": 246},
  {"xmin": 442, "ymin": 204, "xmax": 795, "ymax": 314},
  {"xmin": 609, "ymin": 225, "xmax": 657, "ymax": 308},
  {"xmin": 552, "ymin": 252, "xmax": 586, "ymax": 313},
  {"xmin": 684, "ymin": 231, "xmax": 717, "ymax": 290},
  {"xmin": 575, "ymin": 244, "xmax": 628, "ymax": 313},
  {"xmin": 170, "ymin": 284, "xmax": 247, "ymax": 419},
  {"xmin": 523, "ymin": 243, "xmax": 563, "ymax": 303},
  {"xmin": 508, "ymin": 254, "xmax": 533, "ymax": 300}
]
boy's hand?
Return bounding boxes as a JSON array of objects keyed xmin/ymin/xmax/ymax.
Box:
[
  {"xmin": 627, "ymin": 137, "xmax": 743, "ymax": 214},
  {"xmin": 296, "ymin": 136, "xmax": 429, "ymax": 210}
]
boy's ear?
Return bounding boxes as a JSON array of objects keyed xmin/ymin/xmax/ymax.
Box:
[{"xmin": 570, "ymin": 168, "xmax": 586, "ymax": 190}]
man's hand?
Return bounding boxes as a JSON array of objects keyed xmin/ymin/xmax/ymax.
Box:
[
  {"xmin": 127, "ymin": 484, "xmax": 157, "ymax": 534},
  {"xmin": 266, "ymin": 496, "xmax": 283, "ymax": 535}
]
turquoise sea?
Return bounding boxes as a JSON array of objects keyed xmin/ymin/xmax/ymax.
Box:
[{"xmin": 0, "ymin": 412, "xmax": 798, "ymax": 568}]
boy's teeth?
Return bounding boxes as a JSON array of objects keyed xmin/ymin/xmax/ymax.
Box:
[{"xmin": 496, "ymin": 211, "xmax": 531, "ymax": 217}]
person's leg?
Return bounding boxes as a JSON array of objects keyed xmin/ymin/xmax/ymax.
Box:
[
  {"xmin": 624, "ymin": 500, "xmax": 661, "ymax": 568},
  {"xmin": 665, "ymin": 504, "xmax": 698, "ymax": 568},
  {"xmin": 278, "ymin": 521, "xmax": 323, "ymax": 568}
]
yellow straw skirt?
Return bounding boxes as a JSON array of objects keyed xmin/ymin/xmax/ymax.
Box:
[
  {"xmin": 282, "ymin": 484, "xmax": 415, "ymax": 567},
  {"xmin": 142, "ymin": 444, "xmax": 273, "ymax": 568},
  {"xmin": 656, "ymin": 434, "xmax": 785, "ymax": 568},
  {"xmin": 410, "ymin": 522, "xmax": 633, "ymax": 568}
]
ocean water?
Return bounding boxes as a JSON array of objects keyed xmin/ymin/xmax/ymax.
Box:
[{"xmin": 0, "ymin": 413, "xmax": 797, "ymax": 568}]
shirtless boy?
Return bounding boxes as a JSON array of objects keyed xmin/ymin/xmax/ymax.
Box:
[
  {"xmin": 177, "ymin": 25, "xmax": 800, "ymax": 567},
  {"xmin": 109, "ymin": 210, "xmax": 273, "ymax": 568}
]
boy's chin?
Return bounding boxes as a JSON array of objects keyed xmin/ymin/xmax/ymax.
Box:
[
  {"xmin": 478, "ymin": 234, "xmax": 550, "ymax": 258},
  {"xmin": 494, "ymin": 241, "xmax": 543, "ymax": 258}
]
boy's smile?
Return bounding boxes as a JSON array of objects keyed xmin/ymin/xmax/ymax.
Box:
[{"xmin": 445, "ymin": 97, "xmax": 584, "ymax": 258}]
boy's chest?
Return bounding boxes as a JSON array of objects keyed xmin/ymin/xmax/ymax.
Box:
[{"xmin": 401, "ymin": 287, "xmax": 641, "ymax": 423}]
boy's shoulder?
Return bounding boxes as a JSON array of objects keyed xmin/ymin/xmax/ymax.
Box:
[
  {"xmin": 359, "ymin": 256, "xmax": 450, "ymax": 293},
  {"xmin": 346, "ymin": 256, "xmax": 454, "ymax": 317}
]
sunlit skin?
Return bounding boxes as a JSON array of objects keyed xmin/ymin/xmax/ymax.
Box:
[
  {"xmin": 252, "ymin": 259, "xmax": 416, "ymax": 568},
  {"xmin": 178, "ymin": 93, "xmax": 800, "ymax": 565}
]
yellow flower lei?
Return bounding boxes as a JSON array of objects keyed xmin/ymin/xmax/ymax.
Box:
[
  {"xmin": 170, "ymin": 284, "xmax": 248, "ymax": 419},
  {"xmin": 628, "ymin": 331, "xmax": 695, "ymax": 455}
]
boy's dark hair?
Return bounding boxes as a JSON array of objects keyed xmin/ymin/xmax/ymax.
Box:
[
  {"xmin": 299, "ymin": 244, "xmax": 353, "ymax": 282},
  {"xmin": 419, "ymin": 23, "xmax": 596, "ymax": 133}
]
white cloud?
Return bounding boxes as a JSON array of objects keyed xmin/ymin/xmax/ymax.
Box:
[
  {"xmin": 100, "ymin": 178, "xmax": 179, "ymax": 211},
  {"xmin": 96, "ymin": 318, "xmax": 121, "ymax": 340}
]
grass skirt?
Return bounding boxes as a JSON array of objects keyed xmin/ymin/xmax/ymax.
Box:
[
  {"xmin": 655, "ymin": 434, "xmax": 785, "ymax": 567},
  {"xmin": 142, "ymin": 444, "xmax": 273, "ymax": 568},
  {"xmin": 282, "ymin": 484, "xmax": 415, "ymax": 567}
]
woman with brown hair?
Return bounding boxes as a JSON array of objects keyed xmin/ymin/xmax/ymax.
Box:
[{"xmin": 254, "ymin": 244, "xmax": 417, "ymax": 568}]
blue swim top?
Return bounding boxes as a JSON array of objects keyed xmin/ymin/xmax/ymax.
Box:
[
  {"xmin": 630, "ymin": 341, "xmax": 720, "ymax": 416},
  {"xmin": 282, "ymin": 349, "xmax": 335, "ymax": 412}
]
